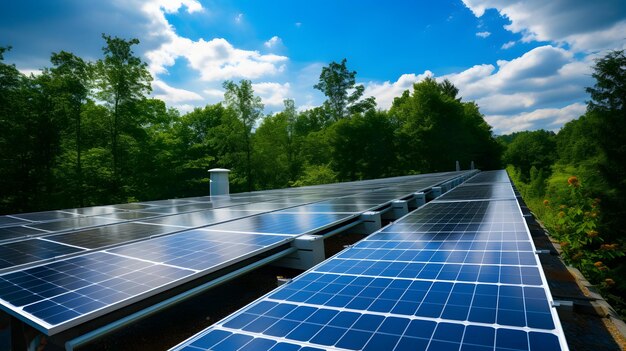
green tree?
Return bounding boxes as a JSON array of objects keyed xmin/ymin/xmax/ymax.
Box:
[
  {"xmin": 502, "ymin": 130, "xmax": 557, "ymax": 181},
  {"xmin": 223, "ymin": 79, "xmax": 263, "ymax": 191},
  {"xmin": 49, "ymin": 51, "xmax": 90, "ymax": 206},
  {"xmin": 314, "ymin": 58, "xmax": 376, "ymax": 121},
  {"xmin": 330, "ymin": 110, "xmax": 396, "ymax": 180},
  {"xmin": 390, "ymin": 78, "xmax": 499, "ymax": 173},
  {"xmin": 93, "ymin": 34, "xmax": 152, "ymax": 197}
]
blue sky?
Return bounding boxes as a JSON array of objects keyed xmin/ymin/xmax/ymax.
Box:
[{"xmin": 1, "ymin": 0, "xmax": 625, "ymax": 134}]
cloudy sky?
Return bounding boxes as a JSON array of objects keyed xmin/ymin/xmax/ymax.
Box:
[{"xmin": 1, "ymin": 0, "xmax": 625, "ymax": 134}]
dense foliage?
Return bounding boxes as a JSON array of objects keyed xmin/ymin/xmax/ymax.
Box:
[
  {"xmin": 500, "ymin": 50, "xmax": 626, "ymax": 315},
  {"xmin": 0, "ymin": 35, "xmax": 501, "ymax": 214}
]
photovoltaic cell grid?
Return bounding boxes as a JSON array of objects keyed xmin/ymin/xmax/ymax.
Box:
[
  {"xmin": 0, "ymin": 229, "xmax": 296, "ymax": 334},
  {"xmin": 171, "ymin": 171, "xmax": 568, "ymax": 351},
  {"xmin": 0, "ymin": 171, "xmax": 473, "ymax": 335}
]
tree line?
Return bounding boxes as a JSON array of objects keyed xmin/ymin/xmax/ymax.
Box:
[
  {"xmin": 499, "ymin": 50, "xmax": 626, "ymax": 316},
  {"xmin": 0, "ymin": 35, "xmax": 501, "ymax": 214}
]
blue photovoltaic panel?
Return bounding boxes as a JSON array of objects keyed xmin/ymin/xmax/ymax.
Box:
[
  {"xmin": 171, "ymin": 170, "xmax": 567, "ymax": 351},
  {"xmin": 143, "ymin": 209, "xmax": 262, "ymax": 228},
  {"xmin": 12, "ymin": 211, "xmax": 80, "ymax": 222},
  {"xmin": 46, "ymin": 222, "xmax": 184, "ymax": 249},
  {"xmin": 0, "ymin": 239, "xmax": 85, "ymax": 270},
  {"xmin": 0, "ymin": 252, "xmax": 194, "ymax": 333},
  {"xmin": 0, "ymin": 226, "xmax": 48, "ymax": 242},
  {"xmin": 0, "ymin": 170, "xmax": 473, "ymax": 337},
  {"xmin": 435, "ymin": 183, "xmax": 516, "ymax": 201},
  {"xmin": 277, "ymin": 202, "xmax": 377, "ymax": 214},
  {"xmin": 205, "ymin": 213, "xmax": 356, "ymax": 235},
  {"xmin": 465, "ymin": 170, "xmax": 511, "ymax": 183},
  {"xmin": 28, "ymin": 217, "xmax": 121, "ymax": 233},
  {"xmin": 175, "ymin": 329, "xmax": 325, "ymax": 351},
  {"xmin": 0, "ymin": 216, "xmax": 31, "ymax": 227},
  {"xmin": 108, "ymin": 230, "xmax": 291, "ymax": 271}
]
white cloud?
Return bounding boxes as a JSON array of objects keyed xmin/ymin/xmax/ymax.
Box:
[
  {"xmin": 461, "ymin": 0, "xmax": 626, "ymax": 52},
  {"xmin": 501, "ymin": 41, "xmax": 516, "ymax": 49},
  {"xmin": 146, "ymin": 37, "xmax": 288, "ymax": 81},
  {"xmin": 363, "ymin": 72, "xmax": 433, "ymax": 109},
  {"xmin": 476, "ymin": 31, "xmax": 491, "ymax": 38},
  {"xmin": 264, "ymin": 36, "xmax": 283, "ymax": 49},
  {"xmin": 295, "ymin": 22, "xmax": 302, "ymax": 27},
  {"xmin": 235, "ymin": 13, "xmax": 243, "ymax": 24},
  {"xmin": 152, "ymin": 80, "xmax": 204, "ymax": 104},
  {"xmin": 252, "ymin": 82, "xmax": 291, "ymax": 107},
  {"xmin": 485, "ymin": 102, "xmax": 586, "ymax": 134}
]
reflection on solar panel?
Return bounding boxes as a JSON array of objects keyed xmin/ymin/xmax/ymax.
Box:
[
  {"xmin": 435, "ymin": 183, "xmax": 516, "ymax": 201},
  {"xmin": 0, "ymin": 226, "xmax": 48, "ymax": 242},
  {"xmin": 171, "ymin": 170, "xmax": 568, "ymax": 351},
  {"xmin": 109, "ymin": 230, "xmax": 292, "ymax": 271},
  {"xmin": 0, "ymin": 239, "xmax": 85, "ymax": 270},
  {"xmin": 205, "ymin": 213, "xmax": 356, "ymax": 235},
  {"xmin": 28, "ymin": 217, "xmax": 121, "ymax": 233},
  {"xmin": 46, "ymin": 222, "xmax": 184, "ymax": 249}
]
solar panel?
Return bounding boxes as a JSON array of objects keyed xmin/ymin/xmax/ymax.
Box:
[
  {"xmin": 0, "ymin": 239, "xmax": 85, "ymax": 270},
  {"xmin": 12, "ymin": 211, "xmax": 80, "ymax": 222},
  {"xmin": 0, "ymin": 251, "xmax": 194, "ymax": 333},
  {"xmin": 143, "ymin": 209, "xmax": 263, "ymax": 228},
  {"xmin": 108, "ymin": 230, "xmax": 292, "ymax": 271},
  {"xmin": 27, "ymin": 217, "xmax": 121, "ymax": 233},
  {"xmin": 0, "ymin": 216, "xmax": 32, "ymax": 227},
  {"xmin": 0, "ymin": 226, "xmax": 48, "ymax": 242},
  {"xmin": 171, "ymin": 171, "xmax": 567, "ymax": 351},
  {"xmin": 434, "ymin": 183, "xmax": 516, "ymax": 201},
  {"xmin": 45, "ymin": 222, "xmax": 184, "ymax": 249},
  {"xmin": 465, "ymin": 170, "xmax": 511, "ymax": 184},
  {"xmin": 0, "ymin": 170, "xmax": 474, "ymax": 338},
  {"xmin": 277, "ymin": 202, "xmax": 378, "ymax": 214},
  {"xmin": 205, "ymin": 213, "xmax": 357, "ymax": 235}
]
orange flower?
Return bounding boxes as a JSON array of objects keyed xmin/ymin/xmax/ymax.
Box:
[
  {"xmin": 543, "ymin": 199, "xmax": 550, "ymax": 206},
  {"xmin": 591, "ymin": 212, "xmax": 598, "ymax": 218},
  {"xmin": 559, "ymin": 241, "xmax": 569, "ymax": 248},
  {"xmin": 605, "ymin": 278, "xmax": 615, "ymax": 286},
  {"xmin": 568, "ymin": 176, "xmax": 579, "ymax": 187},
  {"xmin": 594, "ymin": 261, "xmax": 603, "ymax": 267},
  {"xmin": 558, "ymin": 211, "xmax": 565, "ymax": 218},
  {"xmin": 572, "ymin": 252, "xmax": 584, "ymax": 260},
  {"xmin": 587, "ymin": 230, "xmax": 599, "ymax": 238},
  {"xmin": 599, "ymin": 266, "xmax": 608, "ymax": 271}
]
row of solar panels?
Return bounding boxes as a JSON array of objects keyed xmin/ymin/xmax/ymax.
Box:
[
  {"xmin": 171, "ymin": 170, "xmax": 569, "ymax": 351},
  {"xmin": 0, "ymin": 171, "xmax": 471, "ymax": 336}
]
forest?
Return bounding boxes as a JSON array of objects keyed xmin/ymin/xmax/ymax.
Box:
[
  {"xmin": 0, "ymin": 35, "xmax": 500, "ymax": 214},
  {"xmin": 499, "ymin": 50, "xmax": 626, "ymax": 315},
  {"xmin": 1, "ymin": 35, "xmax": 623, "ymax": 313}
]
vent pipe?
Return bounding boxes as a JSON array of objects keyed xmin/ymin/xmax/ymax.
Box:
[
  {"xmin": 455, "ymin": 160, "xmax": 460, "ymax": 171},
  {"xmin": 208, "ymin": 168, "xmax": 231, "ymax": 196}
]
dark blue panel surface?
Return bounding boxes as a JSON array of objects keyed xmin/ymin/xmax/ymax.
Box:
[
  {"xmin": 0, "ymin": 239, "xmax": 85, "ymax": 269},
  {"xmin": 0, "ymin": 226, "xmax": 48, "ymax": 242},
  {"xmin": 46, "ymin": 222, "xmax": 183, "ymax": 249},
  {"xmin": 0, "ymin": 252, "xmax": 193, "ymax": 328},
  {"xmin": 29, "ymin": 217, "xmax": 120, "ymax": 233},
  {"xmin": 206, "ymin": 213, "xmax": 354, "ymax": 235},
  {"xmin": 109, "ymin": 230, "xmax": 290, "ymax": 270},
  {"xmin": 435, "ymin": 183, "xmax": 515, "ymax": 201},
  {"xmin": 144, "ymin": 210, "xmax": 261, "ymax": 228}
]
